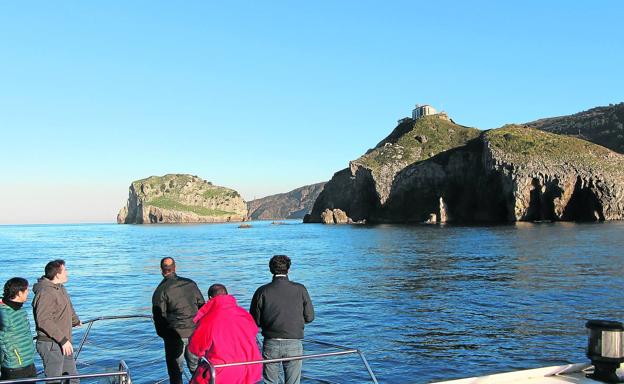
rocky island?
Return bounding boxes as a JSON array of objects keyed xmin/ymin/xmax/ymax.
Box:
[
  {"xmin": 117, "ymin": 174, "xmax": 247, "ymax": 224},
  {"xmin": 306, "ymin": 105, "xmax": 624, "ymax": 224}
]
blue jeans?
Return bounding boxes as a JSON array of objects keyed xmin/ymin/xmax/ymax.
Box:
[
  {"xmin": 262, "ymin": 339, "xmax": 303, "ymax": 384},
  {"xmin": 163, "ymin": 336, "xmax": 198, "ymax": 384}
]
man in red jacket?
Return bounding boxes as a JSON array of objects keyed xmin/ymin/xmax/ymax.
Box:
[{"xmin": 188, "ymin": 284, "xmax": 262, "ymax": 384}]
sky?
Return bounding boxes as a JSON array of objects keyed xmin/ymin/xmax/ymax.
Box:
[{"xmin": 1, "ymin": 1, "xmax": 623, "ymax": 224}]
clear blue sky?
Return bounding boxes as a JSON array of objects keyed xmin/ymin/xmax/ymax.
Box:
[{"xmin": 1, "ymin": 1, "xmax": 622, "ymax": 224}]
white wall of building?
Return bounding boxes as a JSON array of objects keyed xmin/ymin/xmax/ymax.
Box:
[{"xmin": 412, "ymin": 104, "xmax": 437, "ymax": 119}]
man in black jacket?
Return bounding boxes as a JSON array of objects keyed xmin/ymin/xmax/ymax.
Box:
[
  {"xmin": 152, "ymin": 257, "xmax": 205, "ymax": 384},
  {"xmin": 250, "ymin": 255, "xmax": 314, "ymax": 384}
]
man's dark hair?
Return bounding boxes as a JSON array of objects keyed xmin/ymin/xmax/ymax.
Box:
[
  {"xmin": 44, "ymin": 259, "xmax": 66, "ymax": 280},
  {"xmin": 269, "ymin": 255, "xmax": 291, "ymax": 275},
  {"xmin": 3, "ymin": 277, "xmax": 29, "ymax": 300},
  {"xmin": 208, "ymin": 284, "xmax": 228, "ymax": 298},
  {"xmin": 160, "ymin": 257, "xmax": 176, "ymax": 275}
]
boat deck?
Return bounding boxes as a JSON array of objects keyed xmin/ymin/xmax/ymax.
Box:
[{"xmin": 432, "ymin": 363, "xmax": 624, "ymax": 384}]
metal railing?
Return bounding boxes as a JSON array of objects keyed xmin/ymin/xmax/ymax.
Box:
[
  {"xmin": 0, "ymin": 360, "xmax": 130, "ymax": 383},
  {"xmin": 199, "ymin": 338, "xmax": 379, "ymax": 384},
  {"xmin": 75, "ymin": 314, "xmax": 153, "ymax": 361},
  {"xmin": 2, "ymin": 314, "xmax": 378, "ymax": 384},
  {"xmin": 0, "ymin": 314, "xmax": 149, "ymax": 384}
]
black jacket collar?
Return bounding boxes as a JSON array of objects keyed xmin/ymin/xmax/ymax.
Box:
[
  {"xmin": 163, "ymin": 272, "xmax": 177, "ymax": 281},
  {"xmin": 1, "ymin": 297, "xmax": 23, "ymax": 310}
]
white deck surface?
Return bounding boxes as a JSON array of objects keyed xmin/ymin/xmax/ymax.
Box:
[{"xmin": 431, "ymin": 363, "xmax": 624, "ymax": 384}]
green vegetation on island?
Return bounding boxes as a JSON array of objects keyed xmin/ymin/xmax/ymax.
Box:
[
  {"xmin": 486, "ymin": 125, "xmax": 620, "ymax": 172},
  {"xmin": 355, "ymin": 116, "xmax": 480, "ymax": 174},
  {"xmin": 134, "ymin": 174, "xmax": 240, "ymax": 216},
  {"xmin": 148, "ymin": 196, "xmax": 237, "ymax": 217},
  {"xmin": 118, "ymin": 173, "xmax": 247, "ymax": 224}
]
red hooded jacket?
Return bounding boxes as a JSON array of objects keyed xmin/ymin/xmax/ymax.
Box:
[{"xmin": 188, "ymin": 295, "xmax": 262, "ymax": 384}]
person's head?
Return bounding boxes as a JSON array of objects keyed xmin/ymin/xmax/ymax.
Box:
[
  {"xmin": 3, "ymin": 277, "xmax": 29, "ymax": 303},
  {"xmin": 160, "ymin": 257, "xmax": 176, "ymax": 276},
  {"xmin": 269, "ymin": 255, "xmax": 291, "ymax": 275},
  {"xmin": 207, "ymin": 283, "xmax": 228, "ymax": 299},
  {"xmin": 44, "ymin": 259, "xmax": 68, "ymax": 284}
]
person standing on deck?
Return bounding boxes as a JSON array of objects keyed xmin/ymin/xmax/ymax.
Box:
[
  {"xmin": 152, "ymin": 257, "xmax": 205, "ymax": 384},
  {"xmin": 32, "ymin": 259, "xmax": 82, "ymax": 383},
  {"xmin": 250, "ymin": 255, "xmax": 314, "ymax": 384},
  {"xmin": 0, "ymin": 277, "xmax": 37, "ymax": 380},
  {"xmin": 188, "ymin": 283, "xmax": 262, "ymax": 384}
]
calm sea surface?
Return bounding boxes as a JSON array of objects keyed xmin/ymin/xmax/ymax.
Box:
[{"xmin": 1, "ymin": 221, "xmax": 623, "ymax": 383}]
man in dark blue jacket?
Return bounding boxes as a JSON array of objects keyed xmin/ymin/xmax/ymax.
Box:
[{"xmin": 250, "ymin": 255, "xmax": 314, "ymax": 384}]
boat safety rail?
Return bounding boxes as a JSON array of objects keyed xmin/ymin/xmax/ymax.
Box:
[
  {"xmin": 200, "ymin": 338, "xmax": 378, "ymax": 384},
  {"xmin": 75, "ymin": 314, "xmax": 153, "ymax": 361},
  {"xmin": 12, "ymin": 315, "xmax": 377, "ymax": 383},
  {"xmin": 0, "ymin": 360, "xmax": 130, "ymax": 384}
]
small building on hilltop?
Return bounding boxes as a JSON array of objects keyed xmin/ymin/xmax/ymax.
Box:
[
  {"xmin": 412, "ymin": 104, "xmax": 437, "ymax": 119},
  {"xmin": 397, "ymin": 104, "xmax": 451, "ymax": 124}
]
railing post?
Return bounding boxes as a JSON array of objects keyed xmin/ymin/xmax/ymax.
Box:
[
  {"xmin": 357, "ymin": 351, "xmax": 379, "ymax": 384},
  {"xmin": 209, "ymin": 360, "xmax": 217, "ymax": 384},
  {"xmin": 74, "ymin": 321, "xmax": 94, "ymax": 361},
  {"xmin": 119, "ymin": 360, "xmax": 130, "ymax": 384}
]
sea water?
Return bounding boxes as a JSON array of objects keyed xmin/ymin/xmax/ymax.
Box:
[{"xmin": 1, "ymin": 221, "xmax": 623, "ymax": 383}]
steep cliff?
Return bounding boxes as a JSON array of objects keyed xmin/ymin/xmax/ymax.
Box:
[
  {"xmin": 247, "ymin": 182, "xmax": 326, "ymax": 220},
  {"xmin": 526, "ymin": 102, "xmax": 624, "ymax": 153},
  {"xmin": 307, "ymin": 113, "xmax": 624, "ymax": 224},
  {"xmin": 307, "ymin": 115, "xmax": 481, "ymax": 222},
  {"xmin": 117, "ymin": 174, "xmax": 247, "ymax": 224}
]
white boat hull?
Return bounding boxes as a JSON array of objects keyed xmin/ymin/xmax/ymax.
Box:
[{"xmin": 430, "ymin": 363, "xmax": 620, "ymax": 384}]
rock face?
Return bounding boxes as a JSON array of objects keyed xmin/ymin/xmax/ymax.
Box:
[
  {"xmin": 247, "ymin": 182, "xmax": 326, "ymax": 220},
  {"xmin": 117, "ymin": 174, "xmax": 247, "ymax": 224},
  {"xmin": 307, "ymin": 114, "xmax": 624, "ymax": 223},
  {"xmin": 318, "ymin": 208, "xmax": 350, "ymax": 224},
  {"xmin": 526, "ymin": 103, "xmax": 624, "ymax": 154}
]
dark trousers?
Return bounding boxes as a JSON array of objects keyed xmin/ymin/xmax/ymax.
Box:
[
  {"xmin": 36, "ymin": 340, "xmax": 79, "ymax": 384},
  {"xmin": 1, "ymin": 363, "xmax": 37, "ymax": 380},
  {"xmin": 163, "ymin": 335, "xmax": 198, "ymax": 384}
]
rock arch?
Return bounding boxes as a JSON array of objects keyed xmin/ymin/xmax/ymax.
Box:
[{"xmin": 562, "ymin": 177, "xmax": 605, "ymax": 221}]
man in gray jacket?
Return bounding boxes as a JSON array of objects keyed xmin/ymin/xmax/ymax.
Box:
[
  {"xmin": 32, "ymin": 259, "xmax": 81, "ymax": 383},
  {"xmin": 152, "ymin": 257, "xmax": 205, "ymax": 384}
]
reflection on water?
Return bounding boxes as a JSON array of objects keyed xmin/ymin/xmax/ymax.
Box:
[{"xmin": 1, "ymin": 221, "xmax": 623, "ymax": 383}]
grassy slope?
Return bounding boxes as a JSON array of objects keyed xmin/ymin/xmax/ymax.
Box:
[
  {"xmin": 147, "ymin": 197, "xmax": 236, "ymax": 216},
  {"xmin": 133, "ymin": 174, "xmax": 240, "ymax": 216},
  {"xmin": 351, "ymin": 116, "xmax": 622, "ymax": 176},
  {"xmin": 526, "ymin": 103, "xmax": 624, "ymax": 154},
  {"xmin": 486, "ymin": 125, "xmax": 622, "ymax": 172},
  {"xmin": 354, "ymin": 116, "xmax": 481, "ymax": 172}
]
